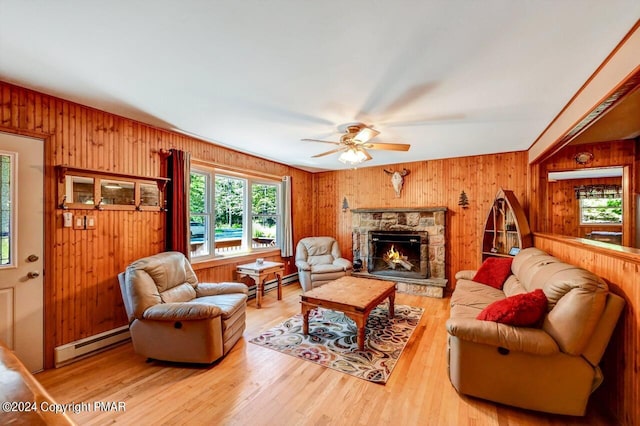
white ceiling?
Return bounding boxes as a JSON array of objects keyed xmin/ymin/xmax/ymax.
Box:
[{"xmin": 1, "ymin": 1, "xmax": 639, "ymax": 172}]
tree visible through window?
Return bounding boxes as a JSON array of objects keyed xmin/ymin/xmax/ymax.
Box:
[
  {"xmin": 580, "ymin": 198, "xmax": 622, "ymax": 224},
  {"xmin": 214, "ymin": 175, "xmax": 245, "ymax": 254},
  {"xmin": 189, "ymin": 168, "xmax": 281, "ymax": 259},
  {"xmin": 252, "ymin": 183, "xmax": 278, "ymax": 248}
]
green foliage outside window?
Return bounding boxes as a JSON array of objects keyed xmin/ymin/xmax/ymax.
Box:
[
  {"xmin": 189, "ymin": 170, "xmax": 280, "ymax": 256},
  {"xmin": 215, "ymin": 176, "xmax": 244, "ymax": 229},
  {"xmin": 189, "ymin": 172, "xmax": 206, "ymax": 224},
  {"xmin": 580, "ymin": 198, "xmax": 622, "ymax": 224},
  {"xmin": 252, "ymin": 183, "xmax": 278, "ymax": 239}
]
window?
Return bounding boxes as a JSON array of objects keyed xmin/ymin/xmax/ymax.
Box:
[
  {"xmin": 580, "ymin": 198, "xmax": 622, "ymax": 225},
  {"xmin": 0, "ymin": 153, "xmax": 15, "ymax": 266},
  {"xmin": 576, "ymin": 184, "xmax": 622, "ymax": 225},
  {"xmin": 189, "ymin": 167, "xmax": 281, "ymax": 260}
]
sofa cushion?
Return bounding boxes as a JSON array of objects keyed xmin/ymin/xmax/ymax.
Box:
[
  {"xmin": 477, "ymin": 289, "xmax": 548, "ymax": 327},
  {"xmin": 161, "ymin": 282, "xmax": 197, "ymax": 303},
  {"xmin": 311, "ymin": 263, "xmax": 345, "ymax": 273},
  {"xmin": 514, "ymin": 254, "xmax": 562, "ymax": 291},
  {"xmin": 510, "ymin": 247, "xmax": 547, "ymax": 276},
  {"xmin": 450, "ymin": 280, "xmax": 506, "ymax": 308},
  {"xmin": 472, "ymin": 257, "xmax": 513, "ymax": 289},
  {"xmin": 542, "ymin": 268, "xmax": 608, "ymax": 355},
  {"xmin": 502, "ymin": 275, "xmax": 528, "ymax": 297},
  {"xmin": 197, "ymin": 293, "xmax": 248, "ymax": 320},
  {"xmin": 450, "ymin": 303, "xmax": 483, "ymax": 320},
  {"xmin": 308, "ymin": 254, "xmax": 334, "ymax": 266}
]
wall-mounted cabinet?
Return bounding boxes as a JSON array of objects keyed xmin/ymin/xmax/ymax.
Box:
[
  {"xmin": 482, "ymin": 188, "xmax": 532, "ymax": 261},
  {"xmin": 56, "ymin": 165, "xmax": 169, "ymax": 211}
]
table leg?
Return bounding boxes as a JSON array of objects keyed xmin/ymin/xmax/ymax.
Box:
[
  {"xmin": 355, "ymin": 316, "xmax": 366, "ymax": 351},
  {"xmin": 301, "ymin": 304, "xmax": 312, "ymax": 335},
  {"xmin": 388, "ymin": 291, "xmax": 395, "ymax": 318},
  {"xmin": 345, "ymin": 313, "xmax": 366, "ymax": 351},
  {"xmin": 276, "ymin": 271, "xmax": 282, "ymax": 300},
  {"xmin": 255, "ymin": 275, "xmax": 263, "ymax": 309}
]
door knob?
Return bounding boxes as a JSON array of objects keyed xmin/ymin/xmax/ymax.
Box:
[
  {"xmin": 27, "ymin": 271, "xmax": 40, "ymax": 279},
  {"xmin": 27, "ymin": 254, "xmax": 39, "ymax": 262}
]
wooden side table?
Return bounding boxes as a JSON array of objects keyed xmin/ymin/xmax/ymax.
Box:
[{"xmin": 236, "ymin": 261, "xmax": 284, "ymax": 308}]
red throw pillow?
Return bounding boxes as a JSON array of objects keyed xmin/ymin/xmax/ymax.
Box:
[
  {"xmin": 472, "ymin": 257, "xmax": 513, "ymax": 289},
  {"xmin": 477, "ymin": 289, "xmax": 548, "ymax": 327}
]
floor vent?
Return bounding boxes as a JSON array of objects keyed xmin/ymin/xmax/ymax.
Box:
[{"xmin": 54, "ymin": 325, "xmax": 130, "ymax": 367}]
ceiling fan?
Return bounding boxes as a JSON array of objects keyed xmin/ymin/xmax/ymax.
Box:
[{"xmin": 301, "ymin": 123, "xmax": 411, "ymax": 164}]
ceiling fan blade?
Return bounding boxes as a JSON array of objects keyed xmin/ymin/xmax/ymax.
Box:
[
  {"xmin": 362, "ymin": 149, "xmax": 373, "ymax": 161},
  {"xmin": 301, "ymin": 138, "xmax": 341, "ymax": 145},
  {"xmin": 363, "ymin": 143, "xmax": 411, "ymax": 152},
  {"xmin": 353, "ymin": 127, "xmax": 380, "ymax": 143},
  {"xmin": 311, "ymin": 147, "xmax": 347, "ymax": 158}
]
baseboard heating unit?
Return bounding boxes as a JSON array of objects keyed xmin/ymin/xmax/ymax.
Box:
[
  {"xmin": 247, "ymin": 273, "xmax": 298, "ymax": 299},
  {"xmin": 54, "ymin": 325, "xmax": 130, "ymax": 367}
]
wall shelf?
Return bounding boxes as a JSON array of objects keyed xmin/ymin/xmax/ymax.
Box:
[
  {"xmin": 56, "ymin": 165, "xmax": 170, "ymax": 211},
  {"xmin": 482, "ymin": 188, "xmax": 532, "ymax": 261}
]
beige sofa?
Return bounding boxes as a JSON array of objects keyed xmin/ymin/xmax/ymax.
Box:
[
  {"xmin": 118, "ymin": 251, "xmax": 248, "ymax": 364},
  {"xmin": 446, "ymin": 247, "xmax": 625, "ymax": 416}
]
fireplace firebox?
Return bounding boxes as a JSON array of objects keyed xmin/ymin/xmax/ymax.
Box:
[{"xmin": 368, "ymin": 231, "xmax": 428, "ymax": 280}]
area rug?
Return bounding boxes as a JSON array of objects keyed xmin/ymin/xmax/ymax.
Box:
[{"xmin": 249, "ymin": 304, "xmax": 423, "ymax": 384}]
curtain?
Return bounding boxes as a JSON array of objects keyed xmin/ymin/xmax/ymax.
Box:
[
  {"xmin": 280, "ymin": 175, "xmax": 294, "ymax": 257},
  {"xmin": 165, "ymin": 149, "xmax": 191, "ymax": 257},
  {"xmin": 574, "ymin": 184, "xmax": 622, "ymax": 199}
]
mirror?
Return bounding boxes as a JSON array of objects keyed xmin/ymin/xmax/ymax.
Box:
[
  {"xmin": 100, "ymin": 179, "xmax": 135, "ymax": 206},
  {"xmin": 139, "ymin": 183, "xmax": 161, "ymax": 207},
  {"xmin": 65, "ymin": 175, "xmax": 95, "ymax": 205}
]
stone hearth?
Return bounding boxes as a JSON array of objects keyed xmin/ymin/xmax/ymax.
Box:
[{"xmin": 351, "ymin": 207, "xmax": 448, "ymax": 298}]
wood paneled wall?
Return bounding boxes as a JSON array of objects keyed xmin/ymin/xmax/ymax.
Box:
[
  {"xmin": 548, "ymin": 176, "xmax": 622, "ymax": 237},
  {"xmin": 311, "ymin": 152, "xmax": 530, "ymax": 285},
  {"xmin": 534, "ymin": 234, "xmax": 639, "ymax": 426},
  {"xmin": 533, "ymin": 140, "xmax": 636, "ymax": 245},
  {"xmin": 0, "ymin": 81, "xmax": 313, "ymax": 367}
]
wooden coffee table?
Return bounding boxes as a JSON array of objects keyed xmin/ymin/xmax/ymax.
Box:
[{"xmin": 300, "ymin": 276, "xmax": 396, "ymax": 351}]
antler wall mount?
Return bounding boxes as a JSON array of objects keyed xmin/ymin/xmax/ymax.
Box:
[{"xmin": 384, "ymin": 168, "xmax": 410, "ymax": 198}]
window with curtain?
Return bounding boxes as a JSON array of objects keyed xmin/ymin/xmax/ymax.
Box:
[{"xmin": 189, "ymin": 166, "xmax": 282, "ymax": 260}]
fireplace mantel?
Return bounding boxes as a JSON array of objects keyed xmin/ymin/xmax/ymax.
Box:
[
  {"xmin": 351, "ymin": 207, "xmax": 447, "ymax": 214},
  {"xmin": 351, "ymin": 207, "xmax": 447, "ymax": 298}
]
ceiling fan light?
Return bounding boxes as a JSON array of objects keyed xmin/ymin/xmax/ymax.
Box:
[
  {"xmin": 355, "ymin": 148, "xmax": 368, "ymax": 162},
  {"xmin": 338, "ymin": 148, "xmax": 366, "ymax": 165}
]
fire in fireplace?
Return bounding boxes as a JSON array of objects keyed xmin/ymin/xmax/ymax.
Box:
[{"xmin": 368, "ymin": 231, "xmax": 428, "ymax": 279}]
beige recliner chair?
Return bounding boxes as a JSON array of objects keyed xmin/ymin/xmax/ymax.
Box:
[
  {"xmin": 118, "ymin": 251, "xmax": 248, "ymax": 363},
  {"xmin": 295, "ymin": 236, "xmax": 353, "ymax": 292}
]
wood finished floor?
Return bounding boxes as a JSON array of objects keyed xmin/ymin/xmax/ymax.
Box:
[{"xmin": 36, "ymin": 284, "xmax": 615, "ymax": 425}]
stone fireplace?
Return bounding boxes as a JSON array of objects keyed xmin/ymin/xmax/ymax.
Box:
[{"xmin": 351, "ymin": 207, "xmax": 447, "ymax": 298}]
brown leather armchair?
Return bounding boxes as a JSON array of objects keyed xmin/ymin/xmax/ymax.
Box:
[
  {"xmin": 118, "ymin": 251, "xmax": 248, "ymax": 363},
  {"xmin": 295, "ymin": 236, "xmax": 352, "ymax": 292}
]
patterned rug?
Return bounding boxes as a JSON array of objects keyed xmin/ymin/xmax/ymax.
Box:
[{"xmin": 249, "ymin": 304, "xmax": 424, "ymax": 384}]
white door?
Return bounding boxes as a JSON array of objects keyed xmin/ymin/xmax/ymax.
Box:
[{"xmin": 0, "ymin": 132, "xmax": 44, "ymax": 372}]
